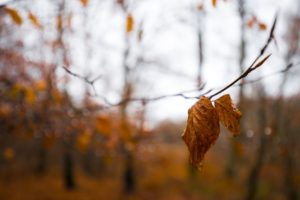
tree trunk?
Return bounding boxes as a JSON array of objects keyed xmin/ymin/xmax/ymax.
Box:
[
  {"xmin": 123, "ymin": 151, "xmax": 135, "ymax": 194},
  {"xmin": 282, "ymin": 119, "xmax": 298, "ymax": 200},
  {"xmin": 283, "ymin": 150, "xmax": 298, "ymax": 200},
  {"xmin": 83, "ymin": 149, "xmax": 94, "ymax": 175},
  {"xmin": 36, "ymin": 138, "xmax": 47, "ymax": 174},
  {"xmin": 63, "ymin": 141, "xmax": 76, "ymax": 190},
  {"xmin": 245, "ymin": 89, "xmax": 267, "ymax": 200},
  {"xmin": 197, "ymin": 32, "xmax": 204, "ymax": 86},
  {"xmin": 225, "ymin": 139, "xmax": 237, "ymax": 177}
]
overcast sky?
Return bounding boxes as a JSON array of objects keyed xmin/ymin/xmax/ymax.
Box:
[
  {"xmin": 4, "ymin": 0, "xmax": 300, "ymax": 125},
  {"xmin": 56, "ymin": 0, "xmax": 300, "ymax": 124}
]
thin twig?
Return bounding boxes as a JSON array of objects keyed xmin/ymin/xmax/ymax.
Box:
[
  {"xmin": 237, "ymin": 62, "xmax": 295, "ymax": 86},
  {"xmin": 62, "ymin": 65, "xmax": 209, "ymax": 106},
  {"xmin": 208, "ymin": 54, "xmax": 272, "ymax": 99},
  {"xmin": 208, "ymin": 15, "xmax": 277, "ymax": 99},
  {"xmin": 62, "ymin": 66, "xmax": 102, "ymax": 96},
  {"xmin": 93, "ymin": 86, "xmax": 212, "ymax": 108}
]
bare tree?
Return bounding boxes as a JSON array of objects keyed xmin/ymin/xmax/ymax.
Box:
[
  {"xmin": 245, "ymin": 85, "xmax": 268, "ymax": 200},
  {"xmin": 225, "ymin": 0, "xmax": 247, "ymax": 178}
]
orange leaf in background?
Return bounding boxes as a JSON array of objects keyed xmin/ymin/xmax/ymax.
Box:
[
  {"xmin": 3, "ymin": 148, "xmax": 15, "ymax": 161},
  {"xmin": 25, "ymin": 87, "xmax": 36, "ymax": 104},
  {"xmin": 215, "ymin": 94, "xmax": 242, "ymax": 136},
  {"xmin": 247, "ymin": 16, "xmax": 257, "ymax": 29},
  {"xmin": 96, "ymin": 115, "xmax": 112, "ymax": 136},
  {"xmin": 4, "ymin": 7, "xmax": 22, "ymax": 25},
  {"xmin": 80, "ymin": 0, "xmax": 89, "ymax": 6},
  {"xmin": 35, "ymin": 80, "xmax": 47, "ymax": 91},
  {"xmin": 28, "ymin": 12, "xmax": 42, "ymax": 29},
  {"xmin": 76, "ymin": 131, "xmax": 92, "ymax": 152},
  {"xmin": 120, "ymin": 118, "xmax": 132, "ymax": 141},
  {"xmin": 212, "ymin": 0, "xmax": 217, "ymax": 7},
  {"xmin": 258, "ymin": 22, "xmax": 267, "ymax": 31},
  {"xmin": 126, "ymin": 14, "xmax": 134, "ymax": 33},
  {"xmin": 56, "ymin": 15, "xmax": 63, "ymax": 31},
  {"xmin": 182, "ymin": 96, "xmax": 220, "ymax": 168}
]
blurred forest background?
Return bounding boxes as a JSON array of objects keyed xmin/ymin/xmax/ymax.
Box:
[{"xmin": 0, "ymin": 0, "xmax": 300, "ymax": 199}]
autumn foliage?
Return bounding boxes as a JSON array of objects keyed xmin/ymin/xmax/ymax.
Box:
[
  {"xmin": 1, "ymin": 0, "xmax": 300, "ymax": 200},
  {"xmin": 182, "ymin": 95, "xmax": 241, "ymax": 167}
]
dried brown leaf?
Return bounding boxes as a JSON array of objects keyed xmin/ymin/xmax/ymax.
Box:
[
  {"xmin": 182, "ymin": 96, "xmax": 220, "ymax": 168},
  {"xmin": 5, "ymin": 7, "xmax": 22, "ymax": 25},
  {"xmin": 212, "ymin": 0, "xmax": 217, "ymax": 7},
  {"xmin": 80, "ymin": 0, "xmax": 89, "ymax": 7},
  {"xmin": 215, "ymin": 94, "xmax": 241, "ymax": 136},
  {"xmin": 56, "ymin": 15, "xmax": 63, "ymax": 31},
  {"xmin": 28, "ymin": 12, "xmax": 42, "ymax": 29},
  {"xmin": 258, "ymin": 22, "xmax": 267, "ymax": 31},
  {"xmin": 126, "ymin": 14, "xmax": 134, "ymax": 33}
]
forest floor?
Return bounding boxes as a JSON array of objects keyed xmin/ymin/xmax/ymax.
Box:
[{"xmin": 0, "ymin": 143, "xmax": 287, "ymax": 200}]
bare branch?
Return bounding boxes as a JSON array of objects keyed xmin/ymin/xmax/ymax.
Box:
[
  {"xmin": 208, "ymin": 15, "xmax": 278, "ymax": 99},
  {"xmin": 62, "ymin": 65, "xmax": 209, "ymax": 107},
  {"xmin": 208, "ymin": 54, "xmax": 272, "ymax": 99},
  {"xmin": 61, "ymin": 66, "xmax": 102, "ymax": 96},
  {"xmin": 237, "ymin": 62, "xmax": 296, "ymax": 86},
  {"xmin": 94, "ymin": 85, "xmax": 211, "ymax": 109},
  {"xmin": 63, "ymin": 15, "xmax": 280, "ymax": 108}
]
